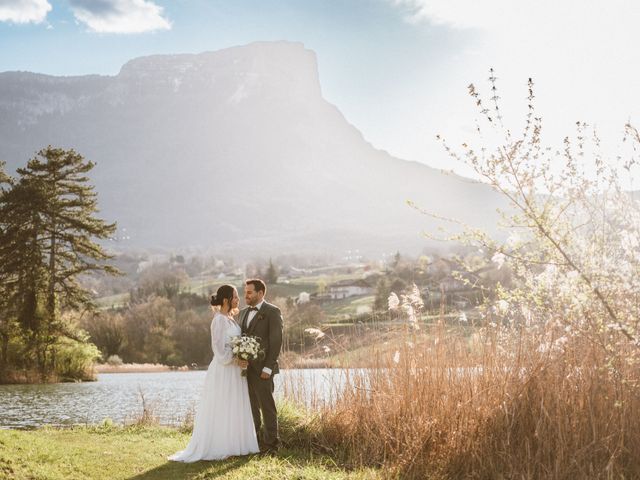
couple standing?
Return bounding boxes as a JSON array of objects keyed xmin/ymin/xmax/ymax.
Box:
[{"xmin": 169, "ymin": 279, "xmax": 283, "ymax": 462}]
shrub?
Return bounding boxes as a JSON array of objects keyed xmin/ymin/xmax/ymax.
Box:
[
  {"xmin": 106, "ymin": 354, "xmax": 123, "ymax": 366},
  {"xmin": 54, "ymin": 338, "xmax": 101, "ymax": 382}
]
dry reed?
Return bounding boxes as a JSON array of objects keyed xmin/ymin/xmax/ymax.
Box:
[{"xmin": 309, "ymin": 323, "xmax": 640, "ymax": 479}]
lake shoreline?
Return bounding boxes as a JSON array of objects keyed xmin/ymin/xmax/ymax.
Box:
[
  {"xmin": 95, "ymin": 361, "xmax": 337, "ymax": 375},
  {"xmin": 0, "ymin": 359, "xmax": 343, "ymax": 385},
  {"xmin": 0, "ymin": 369, "xmax": 349, "ymax": 429},
  {"xmin": 94, "ymin": 363, "xmax": 194, "ymax": 374}
]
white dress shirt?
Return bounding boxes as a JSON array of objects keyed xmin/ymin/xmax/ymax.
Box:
[{"xmin": 246, "ymin": 300, "xmax": 264, "ymax": 328}]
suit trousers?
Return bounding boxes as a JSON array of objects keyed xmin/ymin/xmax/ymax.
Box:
[{"xmin": 246, "ymin": 369, "xmax": 279, "ymax": 449}]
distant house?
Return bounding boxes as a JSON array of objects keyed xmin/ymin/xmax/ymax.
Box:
[
  {"xmin": 296, "ymin": 292, "xmax": 311, "ymax": 304},
  {"xmin": 327, "ymin": 279, "xmax": 374, "ymax": 300}
]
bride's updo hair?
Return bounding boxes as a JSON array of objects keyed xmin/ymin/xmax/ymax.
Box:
[{"xmin": 210, "ymin": 284, "xmax": 236, "ymax": 313}]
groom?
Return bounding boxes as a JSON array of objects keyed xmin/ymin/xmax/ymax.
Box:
[{"xmin": 240, "ymin": 278, "xmax": 283, "ymax": 454}]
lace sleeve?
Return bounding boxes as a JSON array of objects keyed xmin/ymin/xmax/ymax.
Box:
[{"xmin": 211, "ymin": 314, "xmax": 234, "ymax": 365}]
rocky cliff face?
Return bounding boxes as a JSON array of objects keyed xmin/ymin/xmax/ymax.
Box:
[{"xmin": 0, "ymin": 41, "xmax": 503, "ymax": 255}]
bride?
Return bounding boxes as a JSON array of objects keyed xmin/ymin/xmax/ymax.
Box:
[{"xmin": 169, "ymin": 284, "xmax": 259, "ymax": 462}]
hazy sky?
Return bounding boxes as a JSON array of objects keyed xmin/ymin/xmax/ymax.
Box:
[{"xmin": 1, "ymin": 0, "xmax": 639, "ymax": 179}]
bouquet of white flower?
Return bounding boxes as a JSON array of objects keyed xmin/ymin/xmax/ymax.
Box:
[{"xmin": 230, "ymin": 335, "xmax": 263, "ymax": 377}]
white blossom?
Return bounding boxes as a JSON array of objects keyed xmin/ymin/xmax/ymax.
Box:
[
  {"xmin": 304, "ymin": 328, "xmax": 325, "ymax": 339},
  {"xmin": 506, "ymin": 232, "xmax": 522, "ymax": 248},
  {"xmin": 620, "ymin": 230, "xmax": 640, "ymax": 252},
  {"xmin": 496, "ymin": 299, "xmax": 510, "ymax": 314},
  {"xmin": 407, "ymin": 284, "xmax": 424, "ymax": 309},
  {"xmin": 402, "ymin": 303, "xmax": 415, "ymax": 318},
  {"xmin": 388, "ymin": 292, "xmax": 400, "ymax": 310},
  {"xmin": 491, "ymin": 252, "xmax": 506, "ymax": 269}
]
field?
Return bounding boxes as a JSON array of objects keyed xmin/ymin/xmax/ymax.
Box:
[{"xmin": 0, "ymin": 425, "xmax": 378, "ymax": 480}]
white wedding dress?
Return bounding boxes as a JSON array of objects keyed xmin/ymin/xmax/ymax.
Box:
[{"xmin": 169, "ymin": 312, "xmax": 259, "ymax": 462}]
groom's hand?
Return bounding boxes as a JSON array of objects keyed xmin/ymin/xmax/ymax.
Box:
[{"xmin": 260, "ymin": 372, "xmax": 271, "ymax": 379}]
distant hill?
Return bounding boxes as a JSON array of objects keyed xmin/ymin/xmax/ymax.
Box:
[{"xmin": 0, "ymin": 41, "xmax": 504, "ymax": 256}]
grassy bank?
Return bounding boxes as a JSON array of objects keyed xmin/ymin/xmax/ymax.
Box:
[{"xmin": 0, "ymin": 425, "xmax": 379, "ymax": 480}]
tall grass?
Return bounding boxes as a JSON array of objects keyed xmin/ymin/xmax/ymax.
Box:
[{"xmin": 307, "ymin": 323, "xmax": 640, "ymax": 479}]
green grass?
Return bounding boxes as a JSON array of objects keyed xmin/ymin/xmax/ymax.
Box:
[
  {"xmin": 185, "ymin": 276, "xmax": 246, "ymax": 296},
  {"xmin": 321, "ymin": 295, "xmax": 375, "ymax": 321},
  {"xmin": 287, "ymin": 272, "xmax": 362, "ymax": 286},
  {"xmin": 268, "ymin": 283, "xmax": 317, "ymax": 299},
  {"xmin": 95, "ymin": 292, "xmax": 130, "ymax": 310},
  {"xmin": 182, "ymin": 277, "xmax": 317, "ymax": 300},
  {"xmin": 0, "ymin": 425, "xmax": 380, "ymax": 480}
]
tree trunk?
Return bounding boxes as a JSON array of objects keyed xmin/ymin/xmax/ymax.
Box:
[
  {"xmin": 48, "ymin": 229, "xmax": 56, "ymax": 327},
  {"xmin": 36, "ymin": 338, "xmax": 45, "ymax": 380},
  {"xmin": 44, "ymin": 224, "xmax": 57, "ymax": 381},
  {"xmin": 0, "ymin": 331, "xmax": 7, "ymax": 375}
]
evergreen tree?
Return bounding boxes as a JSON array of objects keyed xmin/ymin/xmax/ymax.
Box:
[
  {"xmin": 0, "ymin": 177, "xmax": 48, "ymax": 372},
  {"xmin": 18, "ymin": 146, "xmax": 119, "ymax": 310},
  {"xmin": 373, "ymin": 276, "xmax": 391, "ymax": 311},
  {"xmin": 0, "ymin": 147, "xmax": 120, "ymax": 376},
  {"xmin": 0, "ymin": 161, "xmax": 14, "ymax": 373},
  {"xmin": 265, "ymin": 258, "xmax": 279, "ymax": 284},
  {"xmin": 392, "ymin": 251, "xmax": 401, "ymax": 269},
  {"xmin": 0, "ymin": 161, "xmax": 9, "ymax": 184}
]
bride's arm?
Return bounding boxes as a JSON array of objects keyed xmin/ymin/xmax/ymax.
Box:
[{"xmin": 211, "ymin": 315, "xmax": 234, "ymax": 365}]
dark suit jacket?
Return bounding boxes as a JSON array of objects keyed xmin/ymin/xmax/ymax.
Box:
[{"xmin": 240, "ymin": 301, "xmax": 283, "ymax": 376}]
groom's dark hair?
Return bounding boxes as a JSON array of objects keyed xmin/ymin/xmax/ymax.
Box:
[{"xmin": 246, "ymin": 278, "xmax": 266, "ymax": 294}]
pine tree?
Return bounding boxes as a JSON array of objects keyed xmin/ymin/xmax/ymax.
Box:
[
  {"xmin": 0, "ymin": 160, "xmax": 9, "ymax": 184},
  {"xmin": 392, "ymin": 251, "xmax": 401, "ymax": 269},
  {"xmin": 0, "ymin": 176, "xmax": 44, "ymax": 365},
  {"xmin": 1, "ymin": 162, "xmax": 54, "ymax": 375},
  {"xmin": 1, "ymin": 147, "xmax": 120, "ymax": 376},
  {"xmin": 0, "ymin": 161, "xmax": 14, "ymax": 373},
  {"xmin": 265, "ymin": 258, "xmax": 278, "ymax": 284}
]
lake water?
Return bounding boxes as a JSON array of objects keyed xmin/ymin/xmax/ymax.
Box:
[{"xmin": 0, "ymin": 369, "xmax": 356, "ymax": 429}]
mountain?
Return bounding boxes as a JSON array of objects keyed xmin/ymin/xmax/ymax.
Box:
[{"xmin": 0, "ymin": 41, "xmax": 504, "ymax": 256}]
